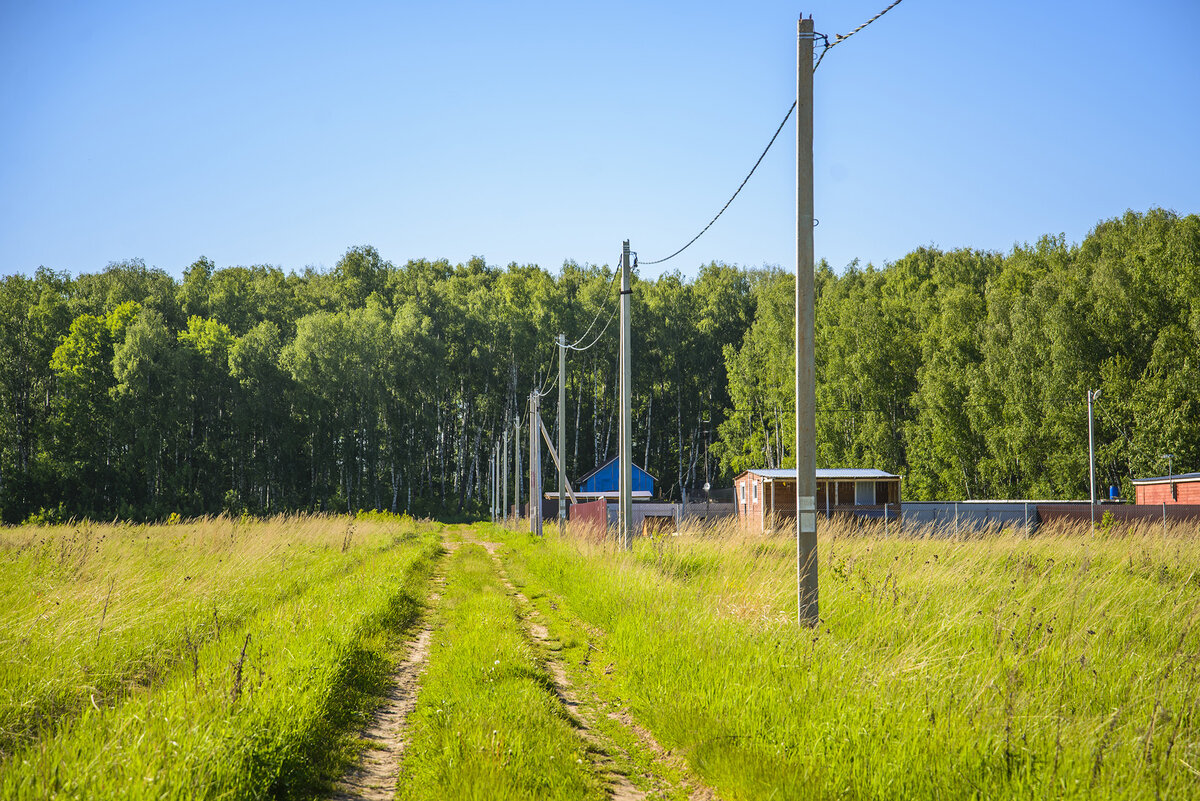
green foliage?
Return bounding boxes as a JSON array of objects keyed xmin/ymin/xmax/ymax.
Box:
[
  {"xmin": 0, "ymin": 208, "xmax": 1197, "ymax": 519},
  {"xmin": 718, "ymin": 209, "xmax": 1200, "ymax": 500}
]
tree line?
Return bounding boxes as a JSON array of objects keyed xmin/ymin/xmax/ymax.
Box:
[
  {"xmin": 0, "ymin": 207, "xmax": 1195, "ymax": 522},
  {"xmin": 719, "ymin": 207, "xmax": 1200, "ymax": 502},
  {"xmin": 0, "ymin": 249, "xmax": 750, "ymax": 522}
]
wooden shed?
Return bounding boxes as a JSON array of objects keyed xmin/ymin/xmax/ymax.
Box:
[
  {"xmin": 1132, "ymin": 472, "xmax": 1200, "ymax": 505},
  {"xmin": 734, "ymin": 468, "xmax": 902, "ymax": 532}
]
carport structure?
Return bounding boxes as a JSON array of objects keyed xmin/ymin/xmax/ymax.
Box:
[{"xmin": 734, "ymin": 468, "xmax": 902, "ymax": 532}]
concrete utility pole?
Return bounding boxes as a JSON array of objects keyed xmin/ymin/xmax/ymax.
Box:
[
  {"xmin": 795, "ymin": 16, "xmax": 819, "ymax": 626},
  {"xmin": 558, "ymin": 333, "xmax": 567, "ymax": 534},
  {"xmin": 619, "ymin": 240, "xmax": 634, "ymax": 549},
  {"xmin": 514, "ymin": 414, "xmax": 522, "ymax": 522},
  {"xmin": 502, "ymin": 428, "xmax": 509, "ymax": 525},
  {"xmin": 530, "ymin": 391, "xmax": 542, "ymax": 536},
  {"xmin": 1088, "ymin": 388, "xmax": 1101, "ymax": 527}
]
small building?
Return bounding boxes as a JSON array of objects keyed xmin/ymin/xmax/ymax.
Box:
[
  {"xmin": 1132, "ymin": 472, "xmax": 1200, "ymax": 505},
  {"xmin": 572, "ymin": 456, "xmax": 656, "ymax": 500},
  {"xmin": 734, "ymin": 468, "xmax": 901, "ymax": 532}
]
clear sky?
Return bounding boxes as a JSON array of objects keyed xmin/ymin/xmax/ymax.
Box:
[{"xmin": 2, "ymin": 0, "xmax": 1198, "ymax": 280}]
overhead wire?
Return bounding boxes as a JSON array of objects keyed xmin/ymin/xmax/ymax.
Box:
[
  {"xmin": 640, "ymin": 0, "xmax": 906, "ymax": 267},
  {"xmin": 537, "ymin": 358, "xmax": 559, "ymax": 397},
  {"xmin": 826, "ymin": 0, "xmax": 906, "ymax": 51},
  {"xmin": 567, "ymin": 261, "xmax": 622, "ymax": 349},
  {"xmin": 528, "ymin": 258, "xmax": 623, "ymax": 404},
  {"xmin": 566, "ymin": 297, "xmax": 619, "ymax": 353},
  {"xmin": 640, "ymin": 101, "xmax": 797, "ymax": 266}
]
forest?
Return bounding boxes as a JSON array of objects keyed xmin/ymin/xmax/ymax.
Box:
[{"xmin": 0, "ymin": 207, "xmax": 1196, "ymax": 523}]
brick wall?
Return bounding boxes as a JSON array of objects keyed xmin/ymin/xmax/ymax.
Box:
[{"xmin": 1135, "ymin": 479, "xmax": 1200, "ymax": 505}]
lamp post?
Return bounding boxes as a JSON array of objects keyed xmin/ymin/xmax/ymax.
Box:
[
  {"xmin": 1088, "ymin": 388, "xmax": 1101, "ymax": 527},
  {"xmin": 1162, "ymin": 453, "xmax": 1175, "ymax": 504},
  {"xmin": 1161, "ymin": 453, "xmax": 1174, "ymax": 480}
]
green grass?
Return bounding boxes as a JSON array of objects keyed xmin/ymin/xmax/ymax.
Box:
[
  {"xmin": 0, "ymin": 515, "xmax": 441, "ymax": 799},
  {"xmin": 0, "ymin": 514, "xmax": 396, "ymax": 759},
  {"xmin": 396, "ymin": 538, "xmax": 604, "ymax": 801},
  {"xmin": 493, "ymin": 519, "xmax": 1200, "ymax": 800}
]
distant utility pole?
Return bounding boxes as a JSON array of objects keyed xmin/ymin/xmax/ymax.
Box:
[
  {"xmin": 514, "ymin": 413, "xmax": 522, "ymax": 521},
  {"xmin": 795, "ymin": 16, "xmax": 819, "ymax": 626},
  {"xmin": 530, "ymin": 391, "xmax": 543, "ymax": 536},
  {"xmin": 558, "ymin": 333, "xmax": 567, "ymax": 534},
  {"xmin": 1088, "ymin": 388, "xmax": 1101, "ymax": 527},
  {"xmin": 619, "ymin": 240, "xmax": 633, "ymax": 549}
]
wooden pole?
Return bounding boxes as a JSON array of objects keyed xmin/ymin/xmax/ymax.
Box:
[{"xmin": 530, "ymin": 391, "xmax": 543, "ymax": 536}]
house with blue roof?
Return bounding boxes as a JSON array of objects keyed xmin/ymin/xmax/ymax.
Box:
[{"xmin": 573, "ymin": 456, "xmax": 656, "ymax": 500}]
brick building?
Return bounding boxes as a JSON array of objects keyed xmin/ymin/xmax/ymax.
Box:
[{"xmin": 1132, "ymin": 472, "xmax": 1200, "ymax": 504}]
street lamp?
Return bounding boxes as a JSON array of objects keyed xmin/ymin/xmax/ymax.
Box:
[
  {"xmin": 1088, "ymin": 388, "xmax": 1101, "ymax": 528},
  {"xmin": 1161, "ymin": 453, "xmax": 1174, "ymax": 480},
  {"xmin": 1161, "ymin": 453, "xmax": 1176, "ymax": 503}
]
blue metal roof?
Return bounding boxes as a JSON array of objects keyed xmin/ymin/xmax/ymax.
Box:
[{"xmin": 576, "ymin": 457, "xmax": 656, "ymax": 495}]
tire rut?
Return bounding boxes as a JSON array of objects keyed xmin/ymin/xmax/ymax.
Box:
[
  {"xmin": 469, "ymin": 534, "xmax": 718, "ymax": 801},
  {"xmin": 330, "ymin": 550, "xmax": 449, "ymax": 800}
]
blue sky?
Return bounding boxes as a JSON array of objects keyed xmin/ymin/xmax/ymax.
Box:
[{"xmin": 2, "ymin": 0, "xmax": 1198, "ymax": 279}]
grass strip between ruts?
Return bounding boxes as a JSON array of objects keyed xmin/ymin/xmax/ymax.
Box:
[{"xmin": 396, "ymin": 541, "xmax": 605, "ymax": 801}]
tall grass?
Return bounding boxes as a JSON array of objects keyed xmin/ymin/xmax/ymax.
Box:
[
  {"xmin": 0, "ymin": 514, "xmax": 401, "ymax": 758},
  {"xmin": 397, "ymin": 540, "xmax": 604, "ymax": 801},
  {"xmin": 0, "ymin": 515, "xmax": 440, "ymax": 799},
  {"xmin": 496, "ymin": 517, "xmax": 1200, "ymax": 799}
]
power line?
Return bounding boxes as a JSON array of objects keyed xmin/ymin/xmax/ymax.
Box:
[
  {"xmin": 566, "ymin": 297, "xmax": 619, "ymax": 353},
  {"xmin": 828, "ymin": 0, "xmax": 906, "ymax": 51},
  {"xmin": 640, "ymin": 0, "xmax": 907, "ymax": 267},
  {"xmin": 538, "ymin": 367, "xmax": 559, "ymax": 398},
  {"xmin": 640, "ymin": 101, "xmax": 796, "ymax": 266},
  {"xmin": 567, "ymin": 262, "xmax": 621, "ymax": 349}
]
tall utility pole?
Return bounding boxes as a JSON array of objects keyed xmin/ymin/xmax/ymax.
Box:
[
  {"xmin": 619, "ymin": 240, "xmax": 633, "ymax": 549},
  {"xmin": 1088, "ymin": 388, "xmax": 1101, "ymax": 526},
  {"xmin": 795, "ymin": 16, "xmax": 819, "ymax": 626},
  {"xmin": 502, "ymin": 428, "xmax": 509, "ymax": 525},
  {"xmin": 558, "ymin": 333, "xmax": 567, "ymax": 534}
]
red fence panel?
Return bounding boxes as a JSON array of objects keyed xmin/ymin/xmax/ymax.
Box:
[
  {"xmin": 569, "ymin": 499, "xmax": 608, "ymax": 540},
  {"xmin": 1037, "ymin": 504, "xmax": 1200, "ymax": 525}
]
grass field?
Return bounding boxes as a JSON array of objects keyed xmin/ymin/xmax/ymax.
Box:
[
  {"xmin": 494, "ymin": 518, "xmax": 1200, "ymax": 800},
  {"xmin": 1, "ymin": 513, "xmax": 1197, "ymax": 799},
  {"xmin": 0, "ymin": 514, "xmax": 440, "ymax": 799}
]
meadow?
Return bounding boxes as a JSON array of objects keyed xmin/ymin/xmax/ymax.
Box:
[
  {"xmin": 0, "ymin": 514, "xmax": 439, "ymax": 799},
  {"xmin": 1, "ymin": 513, "xmax": 1197, "ymax": 799},
  {"xmin": 493, "ymin": 517, "xmax": 1200, "ymax": 800}
]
